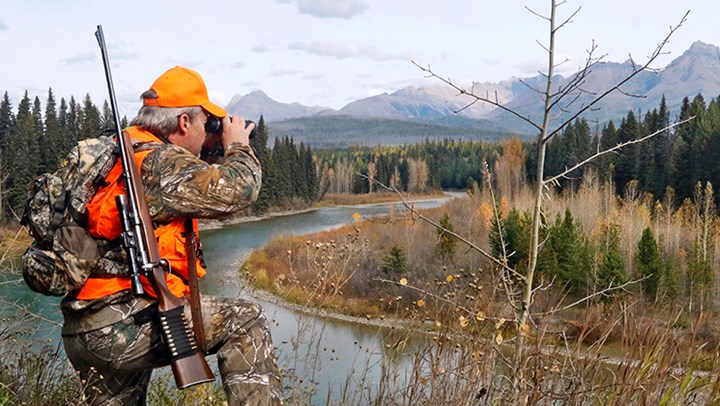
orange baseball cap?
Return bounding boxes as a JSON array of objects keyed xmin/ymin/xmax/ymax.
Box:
[{"xmin": 143, "ymin": 66, "xmax": 227, "ymax": 117}]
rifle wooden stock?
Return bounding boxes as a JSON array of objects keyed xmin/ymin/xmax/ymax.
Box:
[{"xmin": 96, "ymin": 25, "xmax": 214, "ymax": 389}]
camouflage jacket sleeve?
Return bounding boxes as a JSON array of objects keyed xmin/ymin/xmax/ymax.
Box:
[{"xmin": 140, "ymin": 142, "xmax": 262, "ymax": 221}]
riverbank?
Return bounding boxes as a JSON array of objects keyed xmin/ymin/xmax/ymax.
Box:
[
  {"xmin": 243, "ymin": 281, "xmax": 426, "ymax": 332},
  {"xmin": 199, "ymin": 191, "xmax": 456, "ymax": 231}
]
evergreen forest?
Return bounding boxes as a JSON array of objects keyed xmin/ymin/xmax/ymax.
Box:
[
  {"xmin": 0, "ymin": 89, "xmax": 321, "ymax": 221},
  {"xmin": 3, "ymin": 89, "xmax": 720, "ymax": 225}
]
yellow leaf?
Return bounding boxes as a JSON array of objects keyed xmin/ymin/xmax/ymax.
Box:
[
  {"xmin": 459, "ymin": 315, "xmax": 468, "ymax": 328},
  {"xmin": 352, "ymin": 212, "xmax": 361, "ymax": 222},
  {"xmin": 435, "ymin": 320, "xmax": 442, "ymax": 328},
  {"xmin": 399, "ymin": 278, "xmax": 408, "ymax": 286},
  {"xmin": 495, "ymin": 318, "xmax": 506, "ymax": 330},
  {"xmin": 417, "ymin": 299, "xmax": 425, "ymax": 308},
  {"xmin": 475, "ymin": 311, "xmax": 486, "ymax": 322},
  {"xmin": 446, "ymin": 275, "xmax": 454, "ymax": 283},
  {"xmin": 420, "ymin": 376, "xmax": 427, "ymax": 385},
  {"xmin": 495, "ymin": 330, "xmax": 503, "ymax": 345},
  {"xmin": 519, "ymin": 323, "xmax": 529, "ymax": 336}
]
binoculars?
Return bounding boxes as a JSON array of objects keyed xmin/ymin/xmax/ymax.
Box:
[{"xmin": 205, "ymin": 115, "xmax": 256, "ymax": 140}]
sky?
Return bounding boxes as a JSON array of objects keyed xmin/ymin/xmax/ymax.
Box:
[{"xmin": 0, "ymin": 0, "xmax": 717, "ymax": 116}]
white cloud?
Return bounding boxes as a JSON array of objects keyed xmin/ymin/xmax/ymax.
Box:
[
  {"xmin": 0, "ymin": 16, "xmax": 8, "ymax": 31},
  {"xmin": 294, "ymin": 0, "xmax": 368, "ymax": 19},
  {"xmin": 302, "ymin": 72, "xmax": 325, "ymax": 80},
  {"xmin": 61, "ymin": 52, "xmax": 96, "ymax": 65},
  {"xmin": 289, "ymin": 41, "xmax": 414, "ymax": 62},
  {"xmin": 269, "ymin": 68, "xmax": 301, "ymax": 77},
  {"xmin": 252, "ymin": 44, "xmax": 271, "ymax": 53}
]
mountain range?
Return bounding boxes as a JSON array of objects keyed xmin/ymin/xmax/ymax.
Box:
[{"xmin": 226, "ymin": 41, "xmax": 720, "ymax": 146}]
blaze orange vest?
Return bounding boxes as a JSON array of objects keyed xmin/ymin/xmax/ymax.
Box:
[{"xmin": 75, "ymin": 127, "xmax": 206, "ymax": 300}]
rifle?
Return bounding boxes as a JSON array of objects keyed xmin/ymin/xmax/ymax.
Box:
[{"xmin": 95, "ymin": 25, "xmax": 215, "ymax": 389}]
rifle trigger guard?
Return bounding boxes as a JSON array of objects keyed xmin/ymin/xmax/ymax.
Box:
[
  {"xmin": 140, "ymin": 258, "xmax": 171, "ymax": 275},
  {"xmin": 159, "ymin": 258, "xmax": 172, "ymax": 274}
]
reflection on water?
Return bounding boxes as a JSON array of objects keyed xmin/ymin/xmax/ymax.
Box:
[
  {"xmin": 0, "ymin": 195, "xmax": 458, "ymax": 403},
  {"xmin": 201, "ymin": 196, "xmax": 456, "ymax": 403}
]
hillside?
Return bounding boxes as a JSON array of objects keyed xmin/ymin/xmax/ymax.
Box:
[
  {"xmin": 230, "ymin": 41, "xmax": 720, "ymax": 145},
  {"xmin": 266, "ymin": 115, "xmax": 519, "ymax": 147}
]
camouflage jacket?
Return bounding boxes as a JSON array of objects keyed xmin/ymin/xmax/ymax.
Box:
[{"xmin": 62, "ymin": 127, "xmax": 262, "ymax": 335}]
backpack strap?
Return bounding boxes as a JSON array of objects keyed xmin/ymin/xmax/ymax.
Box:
[
  {"xmin": 66, "ymin": 196, "xmax": 88, "ymax": 227},
  {"xmin": 44, "ymin": 186, "xmax": 70, "ymax": 243}
]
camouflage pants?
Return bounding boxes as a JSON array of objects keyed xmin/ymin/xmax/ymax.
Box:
[{"xmin": 63, "ymin": 296, "xmax": 283, "ymax": 405}]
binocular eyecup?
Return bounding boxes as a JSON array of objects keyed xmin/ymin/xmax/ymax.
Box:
[{"xmin": 205, "ymin": 115, "xmax": 256, "ymax": 140}]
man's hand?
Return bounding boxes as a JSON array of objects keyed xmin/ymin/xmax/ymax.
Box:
[{"xmin": 222, "ymin": 115, "xmax": 254, "ymax": 149}]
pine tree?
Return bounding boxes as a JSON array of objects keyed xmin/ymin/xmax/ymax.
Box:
[
  {"xmin": 296, "ymin": 142, "xmax": 310, "ymax": 199},
  {"xmin": 303, "ymin": 143, "xmax": 318, "ymax": 202},
  {"xmin": 68, "ymin": 96, "xmax": 81, "ymax": 146},
  {"xmin": 44, "ymin": 88, "xmax": 63, "ymax": 171},
  {"xmin": 32, "ymin": 96, "xmax": 48, "ymax": 173},
  {"xmin": 381, "ymin": 245, "xmax": 407, "ymax": 276},
  {"xmin": 270, "ymin": 137, "xmax": 293, "ymax": 204},
  {"xmin": 79, "ymin": 94, "xmax": 100, "ymax": 140},
  {"xmin": 100, "ymin": 100, "xmax": 113, "ymax": 134},
  {"xmin": 249, "ymin": 116, "xmax": 269, "ymax": 164},
  {"xmin": 597, "ymin": 121, "xmax": 618, "ymax": 184},
  {"xmin": 398, "ymin": 159, "xmax": 410, "ymax": 191},
  {"xmin": 636, "ymin": 227, "xmax": 662, "ymax": 299},
  {"xmin": 0, "ymin": 92, "xmax": 14, "ymax": 222},
  {"xmin": 672, "ymin": 95, "xmax": 708, "ymax": 201},
  {"xmin": 57, "ymin": 97, "xmax": 73, "ymax": 156},
  {"xmin": 7, "ymin": 92, "xmax": 40, "ymax": 214},
  {"xmin": 490, "ymin": 208, "xmax": 531, "ymax": 270},
  {"xmin": 653, "ymin": 96, "xmax": 672, "ymax": 196},
  {"xmin": 0, "ymin": 92, "xmax": 13, "ymax": 160},
  {"xmin": 546, "ymin": 209, "xmax": 589, "ymax": 294},
  {"xmin": 639, "ymin": 110, "xmax": 659, "ymax": 196},
  {"xmin": 614, "ymin": 111, "xmax": 641, "ymax": 195},
  {"xmin": 596, "ymin": 223, "xmax": 627, "ymax": 299},
  {"xmin": 435, "ymin": 212, "xmax": 457, "ymax": 262},
  {"xmin": 251, "ymin": 117, "xmax": 273, "ymax": 213}
]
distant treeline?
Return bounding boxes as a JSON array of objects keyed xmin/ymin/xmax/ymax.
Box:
[
  {"xmin": 317, "ymin": 93, "xmax": 720, "ymax": 210},
  {"xmin": 315, "ymin": 140, "xmax": 502, "ymax": 194},
  {"xmin": 2, "ymin": 88, "xmax": 719, "ymax": 224},
  {"xmin": 0, "ymin": 90, "xmax": 321, "ymax": 223}
]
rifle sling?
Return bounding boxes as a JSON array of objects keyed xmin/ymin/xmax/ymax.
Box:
[{"xmin": 184, "ymin": 219, "xmax": 207, "ymax": 354}]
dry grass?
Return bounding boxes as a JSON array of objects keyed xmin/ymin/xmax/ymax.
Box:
[{"xmin": 243, "ymin": 178, "xmax": 720, "ymax": 403}]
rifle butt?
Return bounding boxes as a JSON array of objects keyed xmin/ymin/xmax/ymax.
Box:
[
  {"xmin": 171, "ymin": 352, "xmax": 216, "ymax": 389},
  {"xmin": 157, "ymin": 300, "xmax": 215, "ymax": 388}
]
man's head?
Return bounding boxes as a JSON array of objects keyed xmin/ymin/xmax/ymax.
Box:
[
  {"xmin": 130, "ymin": 66, "xmax": 227, "ymax": 155},
  {"xmin": 143, "ymin": 66, "xmax": 226, "ymax": 117}
]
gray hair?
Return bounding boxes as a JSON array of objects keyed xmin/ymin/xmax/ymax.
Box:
[{"xmin": 130, "ymin": 89, "xmax": 203, "ymax": 138}]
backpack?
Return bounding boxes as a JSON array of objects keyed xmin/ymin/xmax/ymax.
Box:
[{"xmin": 20, "ymin": 136, "xmax": 120, "ymax": 296}]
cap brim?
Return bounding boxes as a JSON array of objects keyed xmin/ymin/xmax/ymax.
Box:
[{"xmin": 202, "ymin": 101, "xmax": 227, "ymax": 118}]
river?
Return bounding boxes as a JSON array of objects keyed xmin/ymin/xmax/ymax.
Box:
[{"xmin": 0, "ymin": 194, "xmax": 459, "ymax": 404}]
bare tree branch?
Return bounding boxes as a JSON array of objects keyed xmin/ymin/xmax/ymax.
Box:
[
  {"xmin": 412, "ymin": 61, "xmax": 543, "ymax": 132},
  {"xmin": 533, "ymin": 276, "xmax": 650, "ymax": 317}
]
